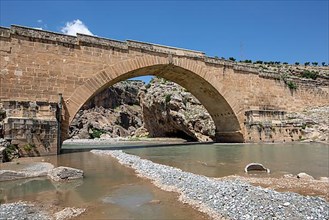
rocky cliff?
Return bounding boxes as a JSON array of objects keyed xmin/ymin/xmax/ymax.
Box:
[
  {"xmin": 139, "ymin": 77, "xmax": 215, "ymax": 141},
  {"xmin": 69, "ymin": 81, "xmax": 144, "ymax": 139},
  {"xmin": 69, "ymin": 78, "xmax": 216, "ymax": 141},
  {"xmin": 286, "ymin": 106, "xmax": 329, "ymax": 143}
]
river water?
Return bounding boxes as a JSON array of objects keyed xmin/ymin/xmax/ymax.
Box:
[{"xmin": 0, "ymin": 142, "xmax": 328, "ymax": 219}]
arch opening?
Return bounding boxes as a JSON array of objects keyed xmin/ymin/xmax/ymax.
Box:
[{"xmin": 65, "ymin": 63, "xmax": 244, "ymax": 143}]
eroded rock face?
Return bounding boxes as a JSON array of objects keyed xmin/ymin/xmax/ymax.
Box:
[
  {"xmin": 286, "ymin": 106, "xmax": 329, "ymax": 143},
  {"xmin": 70, "ymin": 78, "xmax": 216, "ymax": 141},
  {"xmin": 139, "ymin": 77, "xmax": 215, "ymax": 141},
  {"xmin": 69, "ymin": 81, "xmax": 145, "ymax": 139}
]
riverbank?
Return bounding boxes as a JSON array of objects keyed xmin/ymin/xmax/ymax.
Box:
[
  {"xmin": 92, "ymin": 150, "xmax": 329, "ymax": 220},
  {"xmin": 0, "ymin": 201, "xmax": 85, "ymax": 220},
  {"xmin": 63, "ymin": 137, "xmax": 188, "ymax": 145},
  {"xmin": 220, "ymin": 175, "xmax": 329, "ymax": 201}
]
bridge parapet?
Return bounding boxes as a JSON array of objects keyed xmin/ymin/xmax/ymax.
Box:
[
  {"xmin": 77, "ymin": 33, "xmax": 128, "ymax": 50},
  {"xmin": 10, "ymin": 25, "xmax": 77, "ymax": 45},
  {"xmin": 0, "ymin": 27, "xmax": 10, "ymax": 38},
  {"xmin": 127, "ymin": 40, "xmax": 205, "ymax": 58},
  {"xmin": 2, "ymin": 25, "xmax": 327, "ymax": 87}
]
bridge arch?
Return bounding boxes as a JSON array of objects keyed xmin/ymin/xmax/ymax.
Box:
[{"xmin": 64, "ymin": 56, "xmax": 244, "ymax": 143}]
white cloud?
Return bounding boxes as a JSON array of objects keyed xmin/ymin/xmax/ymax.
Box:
[
  {"xmin": 37, "ymin": 19, "xmax": 43, "ymax": 23},
  {"xmin": 61, "ymin": 19, "xmax": 93, "ymax": 36},
  {"xmin": 34, "ymin": 27, "xmax": 43, "ymax": 30}
]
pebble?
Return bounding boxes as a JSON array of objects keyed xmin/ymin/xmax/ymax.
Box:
[
  {"xmin": 92, "ymin": 150, "xmax": 329, "ymax": 220},
  {"xmin": 283, "ymin": 202, "xmax": 290, "ymax": 206}
]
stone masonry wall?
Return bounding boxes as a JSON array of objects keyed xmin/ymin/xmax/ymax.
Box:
[{"xmin": 2, "ymin": 101, "xmax": 58, "ymax": 156}]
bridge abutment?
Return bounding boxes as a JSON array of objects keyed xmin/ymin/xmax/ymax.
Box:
[{"xmin": 1, "ymin": 101, "xmax": 59, "ymax": 156}]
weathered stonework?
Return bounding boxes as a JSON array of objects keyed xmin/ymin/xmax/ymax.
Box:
[
  {"xmin": 0, "ymin": 25, "xmax": 328, "ymax": 154},
  {"xmin": 244, "ymin": 108, "xmax": 304, "ymax": 142},
  {"xmin": 2, "ymin": 101, "xmax": 58, "ymax": 155}
]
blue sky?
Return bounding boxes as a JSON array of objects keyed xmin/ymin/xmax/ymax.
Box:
[{"xmin": 1, "ymin": 0, "xmax": 328, "ymax": 83}]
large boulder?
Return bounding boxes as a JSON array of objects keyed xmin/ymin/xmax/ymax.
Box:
[{"xmin": 48, "ymin": 166, "xmax": 84, "ymax": 182}]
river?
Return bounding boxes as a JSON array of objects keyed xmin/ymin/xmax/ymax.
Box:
[{"xmin": 0, "ymin": 142, "xmax": 328, "ymax": 219}]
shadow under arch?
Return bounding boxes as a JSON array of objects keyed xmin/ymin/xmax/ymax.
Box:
[{"xmin": 64, "ymin": 58, "xmax": 244, "ymax": 143}]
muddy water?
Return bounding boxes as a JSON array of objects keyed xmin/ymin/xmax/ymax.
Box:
[
  {"xmin": 0, "ymin": 142, "xmax": 328, "ymax": 219},
  {"xmin": 0, "ymin": 152, "xmax": 208, "ymax": 219},
  {"xmin": 125, "ymin": 142, "xmax": 329, "ymax": 178}
]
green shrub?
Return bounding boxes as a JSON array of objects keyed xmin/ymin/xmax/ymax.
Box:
[
  {"xmin": 3, "ymin": 144, "xmax": 18, "ymax": 162},
  {"xmin": 4, "ymin": 144, "xmax": 17, "ymax": 155},
  {"xmin": 23, "ymin": 143, "xmax": 36, "ymax": 152},
  {"xmin": 254, "ymin": 60, "xmax": 263, "ymax": 64},
  {"xmin": 0, "ymin": 109, "xmax": 6, "ymax": 120},
  {"xmin": 182, "ymin": 98, "xmax": 188, "ymax": 106},
  {"xmin": 90, "ymin": 128, "xmax": 105, "ymax": 139},
  {"xmin": 301, "ymin": 70, "xmax": 318, "ymax": 80},
  {"xmin": 286, "ymin": 81, "xmax": 297, "ymax": 90},
  {"xmin": 165, "ymin": 94, "xmax": 172, "ymax": 103}
]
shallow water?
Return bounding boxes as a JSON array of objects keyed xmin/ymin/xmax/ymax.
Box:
[
  {"xmin": 125, "ymin": 142, "xmax": 329, "ymax": 178},
  {"xmin": 0, "ymin": 142, "xmax": 328, "ymax": 219},
  {"xmin": 0, "ymin": 151, "xmax": 208, "ymax": 219}
]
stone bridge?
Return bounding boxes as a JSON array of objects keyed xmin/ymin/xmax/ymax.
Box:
[{"xmin": 0, "ymin": 25, "xmax": 328, "ymax": 155}]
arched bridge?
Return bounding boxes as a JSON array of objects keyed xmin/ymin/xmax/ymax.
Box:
[{"xmin": 0, "ymin": 25, "xmax": 328, "ymax": 155}]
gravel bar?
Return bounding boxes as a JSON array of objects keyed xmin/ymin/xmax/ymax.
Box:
[
  {"xmin": 91, "ymin": 150, "xmax": 329, "ymax": 220},
  {"xmin": 0, "ymin": 202, "xmax": 50, "ymax": 220}
]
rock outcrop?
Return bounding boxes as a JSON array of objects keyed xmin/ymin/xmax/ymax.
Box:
[
  {"xmin": 70, "ymin": 78, "xmax": 216, "ymax": 141},
  {"xmin": 286, "ymin": 106, "xmax": 329, "ymax": 143},
  {"xmin": 48, "ymin": 166, "xmax": 84, "ymax": 182},
  {"xmin": 0, "ymin": 162, "xmax": 54, "ymax": 181},
  {"xmin": 69, "ymin": 81, "xmax": 144, "ymax": 139},
  {"xmin": 139, "ymin": 77, "xmax": 215, "ymax": 141}
]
